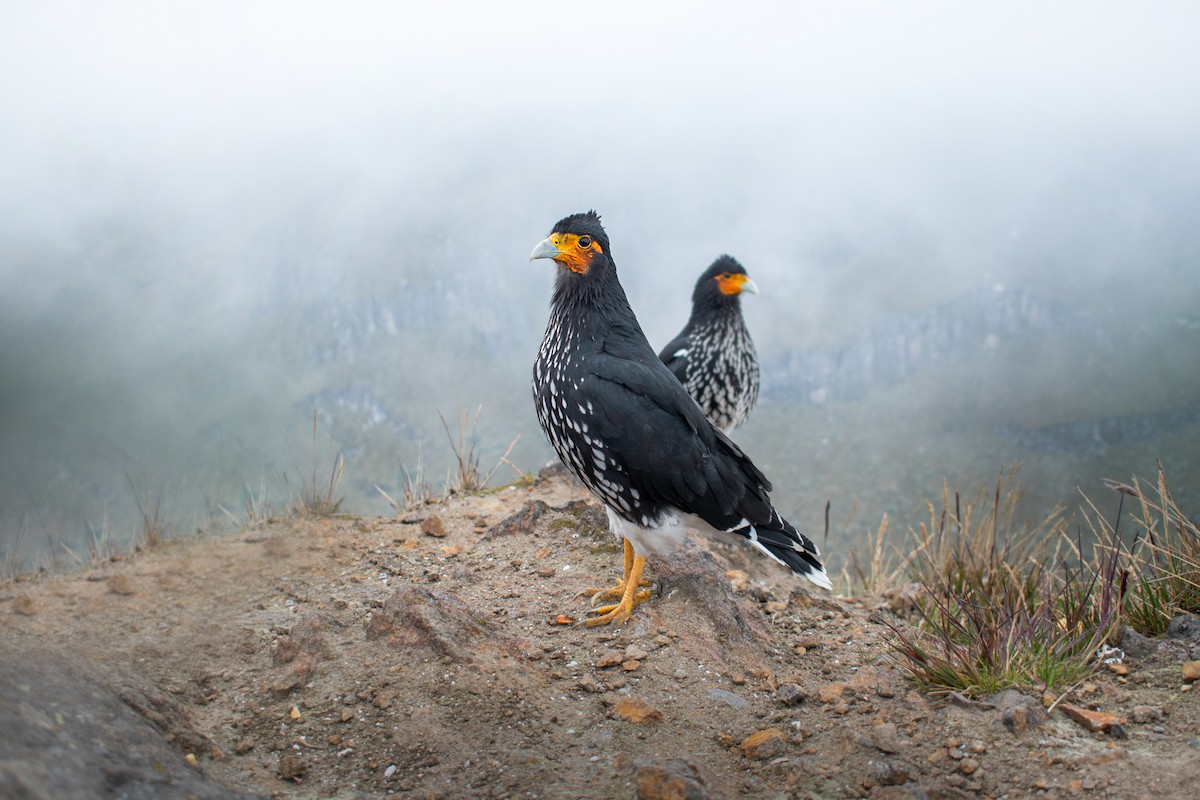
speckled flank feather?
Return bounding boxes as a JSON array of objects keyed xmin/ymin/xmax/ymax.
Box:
[
  {"xmin": 659, "ymin": 255, "xmax": 760, "ymax": 435},
  {"xmin": 531, "ymin": 213, "xmax": 829, "ymax": 591}
]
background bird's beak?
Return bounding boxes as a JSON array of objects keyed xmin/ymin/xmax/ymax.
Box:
[
  {"xmin": 529, "ymin": 238, "xmax": 561, "ymax": 262},
  {"xmin": 741, "ymin": 278, "xmax": 760, "ymax": 295}
]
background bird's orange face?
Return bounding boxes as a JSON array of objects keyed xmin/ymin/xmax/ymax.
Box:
[
  {"xmin": 715, "ymin": 272, "xmax": 752, "ymax": 295},
  {"xmin": 546, "ymin": 232, "xmax": 604, "ymax": 274}
]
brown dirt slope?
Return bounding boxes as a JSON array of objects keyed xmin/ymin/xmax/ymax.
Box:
[{"xmin": 1, "ymin": 470, "xmax": 1198, "ymax": 799}]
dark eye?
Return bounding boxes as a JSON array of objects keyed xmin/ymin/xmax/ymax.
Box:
[
  {"xmin": 579, "ymin": 236, "xmax": 592, "ymax": 247},
  {"xmin": 718, "ymin": 273, "xmax": 730, "ymax": 280}
]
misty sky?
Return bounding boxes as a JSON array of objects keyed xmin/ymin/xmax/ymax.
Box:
[{"xmin": 2, "ymin": 2, "xmax": 1199, "ymax": 560}]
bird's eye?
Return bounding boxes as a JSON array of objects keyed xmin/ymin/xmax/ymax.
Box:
[
  {"xmin": 718, "ymin": 273, "xmax": 730, "ymax": 280},
  {"xmin": 579, "ymin": 236, "xmax": 593, "ymax": 248}
]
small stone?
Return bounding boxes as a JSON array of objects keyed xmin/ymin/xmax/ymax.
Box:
[
  {"xmin": 959, "ymin": 757, "xmax": 979, "ymax": 775},
  {"xmin": 536, "ymin": 566, "xmax": 555, "ymax": 578},
  {"xmin": 624, "ymin": 647, "xmax": 649, "ymax": 661},
  {"xmin": 731, "ymin": 673, "xmax": 746, "ymax": 685},
  {"xmin": 623, "ymin": 660, "xmax": 641, "ymax": 671},
  {"xmin": 1182, "ymin": 661, "xmax": 1200, "ymax": 683},
  {"xmin": 234, "ymin": 739, "xmax": 255, "ymax": 754},
  {"xmin": 1131, "ymin": 705, "xmax": 1163, "ymax": 724},
  {"xmin": 612, "ymin": 698, "xmax": 660, "ymax": 723},
  {"xmin": 421, "ymin": 516, "xmax": 447, "ymax": 538},
  {"xmin": 871, "ymin": 760, "xmax": 910, "ymax": 787},
  {"xmin": 1107, "ymin": 662, "xmax": 1131, "ymax": 676},
  {"xmin": 384, "ymin": 764, "xmax": 397, "ymax": 778},
  {"xmin": 726, "ymin": 570, "xmax": 749, "ymax": 592},
  {"xmin": 596, "ymin": 650, "xmax": 625, "ymax": 669},
  {"xmin": 817, "ymin": 683, "xmax": 850, "ymax": 704},
  {"xmin": 108, "ymin": 575, "xmax": 135, "ymax": 595},
  {"xmin": 289, "ymin": 706, "xmax": 302, "ymax": 720},
  {"xmin": 708, "ymin": 688, "xmax": 749, "ymax": 711},
  {"xmin": 11, "ymin": 593, "xmax": 35, "ymax": 615},
  {"xmin": 776, "ymin": 683, "xmax": 806, "ymax": 706},
  {"xmin": 738, "ymin": 728, "xmax": 786, "ymax": 760},
  {"xmin": 636, "ymin": 760, "xmax": 714, "ymax": 800},
  {"xmin": 278, "ymin": 754, "xmax": 306, "ymax": 780},
  {"xmin": 339, "ymin": 708, "xmax": 354, "ymax": 722},
  {"xmin": 872, "ymin": 722, "xmax": 903, "ymax": 753},
  {"xmin": 967, "ymin": 740, "xmax": 987, "ymax": 754},
  {"xmin": 1058, "ymin": 703, "xmax": 1126, "ymax": 734},
  {"xmin": 577, "ymin": 675, "xmax": 602, "ymax": 693}
]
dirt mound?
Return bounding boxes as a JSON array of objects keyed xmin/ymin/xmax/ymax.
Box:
[{"xmin": 2, "ymin": 472, "xmax": 1198, "ymax": 798}]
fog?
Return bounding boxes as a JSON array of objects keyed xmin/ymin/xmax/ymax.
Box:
[{"xmin": 3, "ymin": 1, "xmax": 1199, "ymax": 569}]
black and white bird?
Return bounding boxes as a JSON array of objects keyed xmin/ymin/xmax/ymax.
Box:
[
  {"xmin": 529, "ymin": 211, "xmax": 830, "ymax": 626},
  {"xmin": 659, "ymin": 255, "xmax": 760, "ymax": 435}
]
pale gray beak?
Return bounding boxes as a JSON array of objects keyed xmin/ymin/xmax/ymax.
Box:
[
  {"xmin": 741, "ymin": 278, "xmax": 760, "ymax": 296},
  {"xmin": 529, "ymin": 238, "xmax": 560, "ymax": 262}
]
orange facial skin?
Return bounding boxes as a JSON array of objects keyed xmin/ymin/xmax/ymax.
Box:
[
  {"xmin": 715, "ymin": 271, "xmax": 752, "ymax": 295},
  {"xmin": 545, "ymin": 231, "xmax": 604, "ymax": 274}
]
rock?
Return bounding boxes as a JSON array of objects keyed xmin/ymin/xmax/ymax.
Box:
[
  {"xmin": 278, "ymin": 754, "xmax": 306, "ymax": 780},
  {"xmin": 612, "ymin": 698, "xmax": 660, "ymax": 723},
  {"xmin": 0, "ymin": 646, "xmax": 259, "ymax": 798},
  {"xmin": 1058, "ymin": 703, "xmax": 1126, "ymax": 734},
  {"xmin": 776, "ymin": 683, "xmax": 806, "ymax": 706},
  {"xmin": 485, "ymin": 500, "xmax": 548, "ymax": 538},
  {"xmin": 817, "ymin": 683, "xmax": 850, "ymax": 704},
  {"xmin": 708, "ymin": 689, "xmax": 749, "ymax": 711},
  {"xmin": 872, "ymin": 722, "xmax": 903, "ymax": 753},
  {"xmin": 624, "ymin": 646, "xmax": 650, "ymax": 661},
  {"xmin": 11, "ymin": 593, "xmax": 35, "ymax": 615},
  {"xmin": 988, "ymin": 689, "xmax": 1047, "ymax": 735},
  {"xmin": 1131, "ymin": 705, "xmax": 1163, "ymax": 724},
  {"xmin": 738, "ymin": 728, "xmax": 785, "ymax": 760},
  {"xmin": 1119, "ymin": 626, "xmax": 1159, "ymax": 659},
  {"xmin": 420, "ymin": 515, "xmax": 447, "ymax": 538},
  {"xmin": 959, "ymin": 756, "xmax": 979, "ymax": 775},
  {"xmin": 596, "ymin": 650, "xmax": 625, "ymax": 669},
  {"xmin": 870, "ymin": 759, "xmax": 911, "ymax": 787},
  {"xmin": 108, "ymin": 574, "xmax": 135, "ymax": 595},
  {"xmin": 636, "ymin": 759, "xmax": 720, "ymax": 800},
  {"xmin": 1167, "ymin": 613, "xmax": 1200, "ymax": 640},
  {"xmin": 1182, "ymin": 661, "xmax": 1200, "ymax": 683}
]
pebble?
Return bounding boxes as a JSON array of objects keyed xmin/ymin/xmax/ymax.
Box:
[
  {"xmin": 738, "ymin": 728, "xmax": 786, "ymax": 760},
  {"xmin": 1132, "ymin": 705, "xmax": 1163, "ymax": 724},
  {"xmin": 612, "ymin": 698, "xmax": 660, "ymax": 723},
  {"xmin": 11, "ymin": 593, "xmax": 35, "ymax": 615},
  {"xmin": 420, "ymin": 516, "xmax": 447, "ymax": 538},
  {"xmin": 776, "ymin": 683, "xmax": 806, "ymax": 706},
  {"xmin": 595, "ymin": 650, "xmax": 624, "ymax": 669},
  {"xmin": 872, "ymin": 722, "xmax": 902, "ymax": 753},
  {"xmin": 959, "ymin": 757, "xmax": 980, "ymax": 775},
  {"xmin": 708, "ymin": 688, "xmax": 749, "ymax": 711},
  {"xmin": 1182, "ymin": 661, "xmax": 1200, "ymax": 683},
  {"xmin": 108, "ymin": 575, "xmax": 135, "ymax": 595}
]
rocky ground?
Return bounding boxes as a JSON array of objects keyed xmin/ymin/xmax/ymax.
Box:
[{"xmin": 2, "ymin": 468, "xmax": 1199, "ymax": 799}]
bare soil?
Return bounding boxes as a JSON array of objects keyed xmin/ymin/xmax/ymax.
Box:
[{"xmin": 2, "ymin": 469, "xmax": 1199, "ymax": 799}]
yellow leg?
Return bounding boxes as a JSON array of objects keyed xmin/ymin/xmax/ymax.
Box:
[{"xmin": 585, "ymin": 539, "xmax": 653, "ymax": 627}]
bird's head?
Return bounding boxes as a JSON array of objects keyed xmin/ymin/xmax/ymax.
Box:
[
  {"xmin": 696, "ymin": 255, "xmax": 758, "ymax": 305},
  {"xmin": 529, "ymin": 210, "xmax": 611, "ymax": 276}
]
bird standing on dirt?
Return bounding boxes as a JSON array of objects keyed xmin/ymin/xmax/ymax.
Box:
[
  {"xmin": 529, "ymin": 211, "xmax": 830, "ymax": 626},
  {"xmin": 659, "ymin": 255, "xmax": 760, "ymax": 436}
]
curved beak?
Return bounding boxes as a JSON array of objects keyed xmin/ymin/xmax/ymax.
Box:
[
  {"xmin": 529, "ymin": 238, "xmax": 561, "ymax": 262},
  {"xmin": 741, "ymin": 278, "xmax": 760, "ymax": 296}
]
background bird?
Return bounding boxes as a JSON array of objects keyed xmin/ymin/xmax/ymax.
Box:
[
  {"xmin": 659, "ymin": 255, "xmax": 760, "ymax": 435},
  {"xmin": 529, "ymin": 211, "xmax": 830, "ymax": 626}
]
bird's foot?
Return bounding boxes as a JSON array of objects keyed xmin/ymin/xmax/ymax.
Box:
[
  {"xmin": 578, "ymin": 578, "xmax": 653, "ymax": 605},
  {"xmin": 584, "ymin": 588, "xmax": 654, "ymax": 627}
]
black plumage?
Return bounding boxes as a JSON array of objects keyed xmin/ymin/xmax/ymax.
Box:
[
  {"xmin": 529, "ymin": 211, "xmax": 829, "ymax": 626},
  {"xmin": 659, "ymin": 255, "xmax": 760, "ymax": 435}
]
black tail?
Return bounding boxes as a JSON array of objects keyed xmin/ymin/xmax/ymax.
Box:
[{"xmin": 730, "ymin": 510, "xmax": 831, "ymax": 590}]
